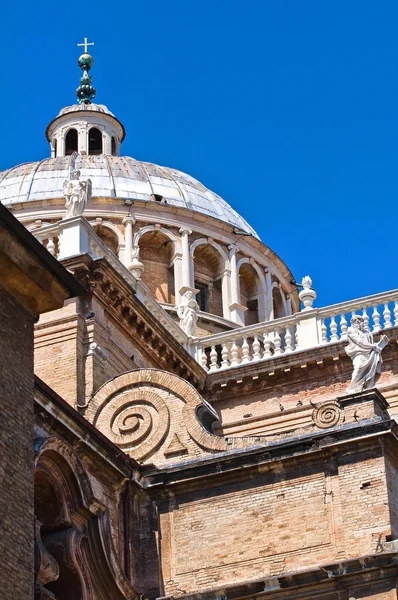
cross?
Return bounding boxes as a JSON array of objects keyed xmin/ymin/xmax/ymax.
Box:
[{"xmin": 77, "ymin": 37, "xmax": 94, "ymax": 54}]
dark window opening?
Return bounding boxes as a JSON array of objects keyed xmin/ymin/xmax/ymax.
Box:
[
  {"xmin": 151, "ymin": 194, "xmax": 165, "ymax": 203},
  {"xmin": 65, "ymin": 129, "xmax": 78, "ymax": 155},
  {"xmin": 89, "ymin": 128, "xmax": 102, "ymax": 155},
  {"xmin": 52, "ymin": 139, "xmax": 57, "ymax": 158},
  {"xmin": 111, "ymin": 136, "xmax": 117, "ymax": 155},
  {"xmin": 246, "ymin": 298, "xmax": 259, "ymax": 326},
  {"xmin": 195, "ymin": 282, "xmax": 208, "ymax": 312}
]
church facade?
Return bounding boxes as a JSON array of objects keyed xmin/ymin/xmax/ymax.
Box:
[{"xmin": 1, "ymin": 43, "xmax": 398, "ymax": 600}]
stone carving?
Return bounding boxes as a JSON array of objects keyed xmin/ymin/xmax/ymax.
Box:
[
  {"xmin": 86, "ymin": 370, "xmax": 229, "ymax": 465},
  {"xmin": 312, "ymin": 400, "xmax": 344, "ymax": 429},
  {"xmin": 299, "ymin": 275, "xmax": 316, "ymax": 310},
  {"xmin": 128, "ymin": 245, "xmax": 144, "ymax": 279},
  {"xmin": 177, "ymin": 290, "xmax": 199, "ymax": 337},
  {"xmin": 345, "ymin": 315, "xmax": 388, "ymax": 394},
  {"xmin": 63, "ymin": 170, "xmax": 92, "ymax": 218}
]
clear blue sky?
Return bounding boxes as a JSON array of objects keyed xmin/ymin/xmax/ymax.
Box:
[{"xmin": 1, "ymin": 1, "xmax": 397, "ymax": 307}]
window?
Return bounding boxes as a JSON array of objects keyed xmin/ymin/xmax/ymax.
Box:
[
  {"xmin": 111, "ymin": 136, "xmax": 117, "ymax": 155},
  {"xmin": 151, "ymin": 194, "xmax": 165, "ymax": 203},
  {"xmin": 195, "ymin": 282, "xmax": 208, "ymax": 312},
  {"xmin": 65, "ymin": 129, "xmax": 78, "ymax": 155},
  {"xmin": 89, "ymin": 128, "xmax": 102, "ymax": 155},
  {"xmin": 52, "ymin": 139, "xmax": 57, "ymax": 158}
]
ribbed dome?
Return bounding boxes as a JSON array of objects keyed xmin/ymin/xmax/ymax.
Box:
[{"xmin": 0, "ymin": 155, "xmax": 257, "ymax": 237}]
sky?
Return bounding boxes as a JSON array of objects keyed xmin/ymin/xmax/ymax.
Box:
[{"xmin": 1, "ymin": 0, "xmax": 397, "ymax": 307}]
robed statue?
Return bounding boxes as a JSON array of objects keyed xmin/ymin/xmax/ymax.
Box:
[
  {"xmin": 345, "ymin": 314, "xmax": 388, "ymax": 394},
  {"xmin": 177, "ymin": 290, "xmax": 199, "ymax": 337},
  {"xmin": 63, "ymin": 170, "xmax": 92, "ymax": 218}
]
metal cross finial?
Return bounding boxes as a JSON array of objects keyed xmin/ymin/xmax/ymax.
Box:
[{"xmin": 77, "ymin": 37, "xmax": 94, "ymax": 54}]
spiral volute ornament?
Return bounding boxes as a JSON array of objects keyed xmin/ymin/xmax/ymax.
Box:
[
  {"xmin": 94, "ymin": 387, "xmax": 170, "ymax": 461},
  {"xmin": 312, "ymin": 400, "xmax": 344, "ymax": 429}
]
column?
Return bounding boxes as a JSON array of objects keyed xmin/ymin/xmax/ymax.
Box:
[
  {"xmin": 122, "ymin": 216, "xmax": 135, "ymax": 268},
  {"xmin": 264, "ymin": 268, "xmax": 274, "ymax": 321},
  {"xmin": 179, "ymin": 228, "xmax": 194, "ymax": 295},
  {"xmin": 228, "ymin": 245, "xmax": 247, "ymax": 326}
]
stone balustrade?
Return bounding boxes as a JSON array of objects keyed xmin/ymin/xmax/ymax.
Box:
[
  {"xmin": 28, "ymin": 219, "xmax": 398, "ymax": 374},
  {"xmin": 194, "ymin": 289, "xmax": 398, "ymax": 372}
]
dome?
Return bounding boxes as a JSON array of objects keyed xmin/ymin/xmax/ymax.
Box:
[{"xmin": 0, "ymin": 155, "xmax": 258, "ymax": 237}]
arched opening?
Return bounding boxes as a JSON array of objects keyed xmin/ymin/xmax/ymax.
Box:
[
  {"xmin": 273, "ymin": 285, "xmax": 287, "ymax": 319},
  {"xmin": 34, "ymin": 465, "xmax": 84, "ymax": 600},
  {"xmin": 139, "ymin": 230, "xmax": 175, "ymax": 304},
  {"xmin": 52, "ymin": 138, "xmax": 57, "ymax": 158},
  {"xmin": 93, "ymin": 224, "xmax": 119, "ymax": 256},
  {"xmin": 65, "ymin": 129, "xmax": 78, "ymax": 155},
  {"xmin": 111, "ymin": 136, "xmax": 117, "ymax": 155},
  {"xmin": 193, "ymin": 244, "xmax": 224, "ymax": 318},
  {"xmin": 89, "ymin": 127, "xmax": 102, "ymax": 155},
  {"xmin": 239, "ymin": 262, "xmax": 261, "ymax": 326}
]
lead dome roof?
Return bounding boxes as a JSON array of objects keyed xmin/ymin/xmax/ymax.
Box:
[{"xmin": 0, "ymin": 155, "xmax": 258, "ymax": 237}]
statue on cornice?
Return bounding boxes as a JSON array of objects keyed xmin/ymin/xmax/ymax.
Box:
[
  {"xmin": 345, "ymin": 315, "xmax": 388, "ymax": 394},
  {"xmin": 63, "ymin": 170, "xmax": 92, "ymax": 218},
  {"xmin": 177, "ymin": 291, "xmax": 199, "ymax": 337}
]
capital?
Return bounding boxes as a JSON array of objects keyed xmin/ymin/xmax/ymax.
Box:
[
  {"xmin": 179, "ymin": 227, "xmax": 192, "ymax": 236},
  {"xmin": 122, "ymin": 215, "xmax": 136, "ymax": 226}
]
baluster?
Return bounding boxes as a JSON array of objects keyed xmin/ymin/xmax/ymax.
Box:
[
  {"xmin": 321, "ymin": 321, "xmax": 328, "ymax": 344},
  {"xmin": 46, "ymin": 236, "xmax": 56, "ymax": 256},
  {"xmin": 383, "ymin": 303, "xmax": 392, "ymax": 329},
  {"xmin": 262, "ymin": 332, "xmax": 272, "ymax": 358},
  {"xmin": 209, "ymin": 346, "xmax": 219, "ymax": 371},
  {"xmin": 295, "ymin": 327, "xmax": 300, "ymax": 350},
  {"xmin": 340, "ymin": 314, "xmax": 348, "ymax": 340},
  {"xmin": 201, "ymin": 346, "xmax": 208, "ymax": 371},
  {"xmin": 221, "ymin": 342, "xmax": 230, "ymax": 368},
  {"xmin": 230, "ymin": 339, "xmax": 240, "ymax": 366},
  {"xmin": 394, "ymin": 301, "xmax": 398, "ymax": 327},
  {"xmin": 273, "ymin": 328, "xmax": 282, "ymax": 355},
  {"xmin": 241, "ymin": 336, "xmax": 250, "ymax": 364},
  {"xmin": 330, "ymin": 316, "xmax": 338, "ymax": 341},
  {"xmin": 372, "ymin": 306, "xmax": 381, "ymax": 333},
  {"xmin": 252, "ymin": 335, "xmax": 261, "ymax": 361},
  {"xmin": 284, "ymin": 327, "xmax": 293, "ymax": 353},
  {"xmin": 361, "ymin": 307, "xmax": 369, "ymax": 330}
]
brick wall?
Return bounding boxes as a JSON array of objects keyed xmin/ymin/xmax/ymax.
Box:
[
  {"xmin": 0, "ymin": 288, "xmax": 34, "ymax": 598},
  {"xmin": 158, "ymin": 446, "xmax": 393, "ymax": 595}
]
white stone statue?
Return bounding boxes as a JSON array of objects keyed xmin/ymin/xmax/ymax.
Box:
[
  {"xmin": 345, "ymin": 315, "xmax": 388, "ymax": 394},
  {"xmin": 177, "ymin": 291, "xmax": 199, "ymax": 337},
  {"xmin": 63, "ymin": 170, "xmax": 92, "ymax": 218}
]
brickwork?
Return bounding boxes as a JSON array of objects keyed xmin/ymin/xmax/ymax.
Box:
[
  {"xmin": 158, "ymin": 444, "xmax": 395, "ymax": 596},
  {"xmin": 0, "ymin": 289, "xmax": 34, "ymax": 598}
]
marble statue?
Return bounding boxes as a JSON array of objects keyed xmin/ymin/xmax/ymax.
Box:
[
  {"xmin": 63, "ymin": 170, "xmax": 92, "ymax": 218},
  {"xmin": 177, "ymin": 291, "xmax": 199, "ymax": 337},
  {"xmin": 345, "ymin": 315, "xmax": 388, "ymax": 394}
]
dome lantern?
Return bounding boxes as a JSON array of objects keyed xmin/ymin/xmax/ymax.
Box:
[{"xmin": 45, "ymin": 39, "xmax": 125, "ymax": 158}]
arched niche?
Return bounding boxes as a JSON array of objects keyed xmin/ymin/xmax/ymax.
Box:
[
  {"xmin": 92, "ymin": 222, "xmax": 120, "ymax": 256},
  {"xmin": 238, "ymin": 260, "xmax": 265, "ymax": 325},
  {"xmin": 65, "ymin": 128, "xmax": 78, "ymax": 156},
  {"xmin": 138, "ymin": 229, "xmax": 176, "ymax": 304},
  {"xmin": 89, "ymin": 127, "xmax": 102, "ymax": 155},
  {"xmin": 191, "ymin": 242, "xmax": 226, "ymax": 318},
  {"xmin": 272, "ymin": 283, "xmax": 288, "ymax": 319},
  {"xmin": 111, "ymin": 136, "xmax": 117, "ymax": 156}
]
